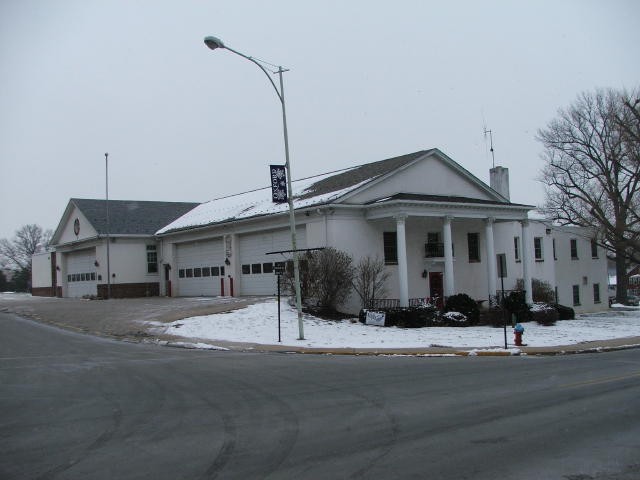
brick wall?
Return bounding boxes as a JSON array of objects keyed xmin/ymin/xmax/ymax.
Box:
[{"xmin": 97, "ymin": 282, "xmax": 160, "ymax": 299}]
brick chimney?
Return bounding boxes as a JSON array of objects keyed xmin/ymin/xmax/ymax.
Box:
[{"xmin": 490, "ymin": 166, "xmax": 510, "ymax": 201}]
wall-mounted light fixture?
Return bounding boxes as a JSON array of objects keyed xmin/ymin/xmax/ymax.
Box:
[
  {"xmin": 422, "ymin": 270, "xmax": 428, "ymax": 278},
  {"xmin": 94, "ymin": 260, "xmax": 100, "ymax": 267},
  {"xmin": 225, "ymin": 258, "xmax": 231, "ymax": 266}
]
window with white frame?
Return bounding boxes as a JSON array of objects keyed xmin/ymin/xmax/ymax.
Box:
[
  {"xmin": 572, "ymin": 284, "xmax": 580, "ymax": 306},
  {"xmin": 570, "ymin": 238, "xmax": 578, "ymax": 259},
  {"xmin": 468, "ymin": 233, "xmax": 480, "ymax": 262},
  {"xmin": 534, "ymin": 237, "xmax": 543, "ymax": 261},
  {"xmin": 514, "ymin": 236, "xmax": 521, "ymax": 262},
  {"xmin": 593, "ymin": 283, "xmax": 601, "ymax": 303},
  {"xmin": 146, "ymin": 245, "xmax": 158, "ymax": 273}
]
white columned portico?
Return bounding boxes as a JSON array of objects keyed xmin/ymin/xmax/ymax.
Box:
[
  {"xmin": 395, "ymin": 215, "xmax": 409, "ymax": 307},
  {"xmin": 443, "ymin": 215, "xmax": 455, "ymax": 297},
  {"xmin": 521, "ymin": 219, "xmax": 533, "ymax": 304},
  {"xmin": 485, "ymin": 217, "xmax": 497, "ymax": 300}
]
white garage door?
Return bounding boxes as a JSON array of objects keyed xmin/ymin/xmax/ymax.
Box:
[
  {"xmin": 66, "ymin": 249, "xmax": 97, "ymax": 298},
  {"xmin": 239, "ymin": 228, "xmax": 306, "ymax": 295},
  {"xmin": 176, "ymin": 239, "xmax": 225, "ymax": 296}
]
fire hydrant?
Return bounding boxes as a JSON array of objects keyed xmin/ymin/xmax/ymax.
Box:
[{"xmin": 514, "ymin": 323, "xmax": 525, "ymax": 346}]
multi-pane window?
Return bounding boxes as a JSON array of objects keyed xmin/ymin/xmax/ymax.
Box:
[
  {"xmin": 570, "ymin": 239, "xmax": 578, "ymax": 259},
  {"xmin": 251, "ymin": 263, "xmax": 262, "ymax": 274},
  {"xmin": 534, "ymin": 237, "xmax": 543, "ymax": 261},
  {"xmin": 593, "ymin": 283, "xmax": 601, "ymax": 303},
  {"xmin": 514, "ymin": 236, "xmax": 521, "ymax": 262},
  {"xmin": 263, "ymin": 262, "xmax": 274, "ymax": 274},
  {"xmin": 467, "ymin": 233, "xmax": 480, "ymax": 262},
  {"xmin": 383, "ymin": 232, "xmax": 398, "ymax": 264},
  {"xmin": 242, "ymin": 264, "xmax": 251, "ymax": 274},
  {"xmin": 552, "ymin": 238, "xmax": 557, "ymax": 260},
  {"xmin": 591, "ymin": 239, "xmax": 598, "ymax": 258},
  {"xmin": 572, "ymin": 284, "xmax": 580, "ymax": 306},
  {"xmin": 146, "ymin": 245, "xmax": 158, "ymax": 273}
]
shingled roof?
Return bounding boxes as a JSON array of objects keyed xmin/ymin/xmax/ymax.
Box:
[
  {"xmin": 296, "ymin": 150, "xmax": 430, "ymax": 200},
  {"xmin": 70, "ymin": 199, "xmax": 199, "ymax": 236}
]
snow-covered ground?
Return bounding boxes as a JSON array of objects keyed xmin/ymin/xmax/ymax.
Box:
[{"xmin": 158, "ymin": 298, "xmax": 640, "ymax": 349}]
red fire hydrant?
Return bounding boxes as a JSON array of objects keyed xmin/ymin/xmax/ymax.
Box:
[{"xmin": 514, "ymin": 323, "xmax": 525, "ymax": 346}]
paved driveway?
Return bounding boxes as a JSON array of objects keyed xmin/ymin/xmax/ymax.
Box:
[{"xmin": 0, "ymin": 294, "xmax": 267, "ymax": 343}]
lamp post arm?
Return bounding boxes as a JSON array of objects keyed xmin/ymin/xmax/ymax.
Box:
[{"xmin": 224, "ymin": 46, "xmax": 284, "ymax": 104}]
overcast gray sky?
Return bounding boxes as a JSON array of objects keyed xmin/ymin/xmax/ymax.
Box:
[{"xmin": 1, "ymin": 0, "xmax": 638, "ymax": 241}]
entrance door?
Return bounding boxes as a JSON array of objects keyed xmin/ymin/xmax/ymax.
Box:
[{"xmin": 429, "ymin": 272, "xmax": 444, "ymax": 308}]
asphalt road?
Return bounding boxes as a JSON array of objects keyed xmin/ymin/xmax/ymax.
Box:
[{"xmin": 1, "ymin": 312, "xmax": 639, "ymax": 480}]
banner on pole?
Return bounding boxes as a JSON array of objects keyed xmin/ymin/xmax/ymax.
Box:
[{"xmin": 269, "ymin": 165, "xmax": 288, "ymax": 203}]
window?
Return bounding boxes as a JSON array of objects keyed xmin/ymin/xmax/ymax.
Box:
[
  {"xmin": 263, "ymin": 262, "xmax": 273, "ymax": 274},
  {"xmin": 570, "ymin": 239, "xmax": 578, "ymax": 260},
  {"xmin": 514, "ymin": 236, "xmax": 521, "ymax": 262},
  {"xmin": 591, "ymin": 239, "xmax": 598, "ymax": 258},
  {"xmin": 194, "ymin": 267, "xmax": 202, "ymax": 277},
  {"xmin": 534, "ymin": 237, "xmax": 543, "ymax": 261},
  {"xmin": 67, "ymin": 274, "xmax": 71, "ymax": 282},
  {"xmin": 497, "ymin": 253, "xmax": 507, "ymax": 278},
  {"xmin": 552, "ymin": 238, "xmax": 557, "ymax": 260},
  {"xmin": 211, "ymin": 266, "xmax": 219, "ymax": 276},
  {"xmin": 467, "ymin": 233, "xmax": 480, "ymax": 262},
  {"xmin": 146, "ymin": 245, "xmax": 158, "ymax": 273},
  {"xmin": 593, "ymin": 283, "xmax": 601, "ymax": 303},
  {"xmin": 90, "ymin": 273, "xmax": 96, "ymax": 281},
  {"xmin": 572, "ymin": 285, "xmax": 580, "ymax": 306},
  {"xmin": 251, "ymin": 263, "xmax": 262, "ymax": 274},
  {"xmin": 220, "ymin": 266, "xmax": 225, "ymax": 276},
  {"xmin": 185, "ymin": 268, "xmax": 193, "ymax": 278},
  {"xmin": 202, "ymin": 267, "xmax": 210, "ymax": 277},
  {"xmin": 242, "ymin": 264, "xmax": 250, "ymax": 275},
  {"xmin": 383, "ymin": 232, "xmax": 398, "ymax": 264},
  {"xmin": 178, "ymin": 269, "xmax": 185, "ymax": 278}
]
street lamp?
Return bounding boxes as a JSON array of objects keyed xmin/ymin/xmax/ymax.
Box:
[{"xmin": 204, "ymin": 35, "xmax": 305, "ymax": 340}]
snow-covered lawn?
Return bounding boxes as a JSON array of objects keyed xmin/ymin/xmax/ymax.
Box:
[{"xmin": 159, "ymin": 298, "xmax": 640, "ymax": 349}]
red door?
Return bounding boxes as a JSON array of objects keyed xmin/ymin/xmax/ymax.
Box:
[{"xmin": 429, "ymin": 272, "xmax": 444, "ymax": 308}]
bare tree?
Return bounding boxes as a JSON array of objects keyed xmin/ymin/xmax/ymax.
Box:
[
  {"xmin": 537, "ymin": 88, "xmax": 640, "ymax": 302},
  {"xmin": 0, "ymin": 224, "xmax": 52, "ymax": 272},
  {"xmin": 283, "ymin": 248, "xmax": 354, "ymax": 310},
  {"xmin": 351, "ymin": 255, "xmax": 390, "ymax": 309}
]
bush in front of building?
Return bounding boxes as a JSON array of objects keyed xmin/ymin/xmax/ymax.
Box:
[
  {"xmin": 530, "ymin": 303, "xmax": 559, "ymax": 326},
  {"xmin": 553, "ymin": 303, "xmax": 575, "ymax": 320},
  {"xmin": 502, "ymin": 290, "xmax": 532, "ymax": 323},
  {"xmin": 443, "ymin": 293, "xmax": 480, "ymax": 325}
]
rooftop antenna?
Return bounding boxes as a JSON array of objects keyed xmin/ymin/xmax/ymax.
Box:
[{"xmin": 483, "ymin": 127, "xmax": 495, "ymax": 168}]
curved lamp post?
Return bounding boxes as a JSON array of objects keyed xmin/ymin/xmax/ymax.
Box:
[{"xmin": 204, "ymin": 35, "xmax": 305, "ymax": 340}]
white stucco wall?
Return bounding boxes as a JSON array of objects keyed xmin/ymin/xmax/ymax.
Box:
[
  {"xmin": 31, "ymin": 252, "xmax": 53, "ymax": 288},
  {"xmin": 553, "ymin": 227, "xmax": 608, "ymax": 313},
  {"xmin": 95, "ymin": 238, "xmax": 159, "ymax": 285}
]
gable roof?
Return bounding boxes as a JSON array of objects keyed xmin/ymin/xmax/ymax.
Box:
[
  {"xmin": 158, "ymin": 148, "xmax": 517, "ymax": 235},
  {"xmin": 52, "ymin": 199, "xmax": 199, "ymax": 244}
]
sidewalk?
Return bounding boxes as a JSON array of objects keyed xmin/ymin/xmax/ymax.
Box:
[{"xmin": 2, "ymin": 294, "xmax": 640, "ymax": 356}]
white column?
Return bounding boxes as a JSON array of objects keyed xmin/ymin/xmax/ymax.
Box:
[
  {"xmin": 485, "ymin": 217, "xmax": 497, "ymax": 300},
  {"xmin": 443, "ymin": 215, "xmax": 455, "ymax": 297},
  {"xmin": 521, "ymin": 220, "xmax": 533, "ymax": 304},
  {"xmin": 396, "ymin": 215, "xmax": 409, "ymax": 307}
]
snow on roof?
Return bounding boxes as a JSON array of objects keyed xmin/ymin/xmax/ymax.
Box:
[{"xmin": 157, "ymin": 170, "xmax": 369, "ymax": 234}]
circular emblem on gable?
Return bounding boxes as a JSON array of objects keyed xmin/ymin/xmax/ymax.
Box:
[{"xmin": 73, "ymin": 218, "xmax": 80, "ymax": 236}]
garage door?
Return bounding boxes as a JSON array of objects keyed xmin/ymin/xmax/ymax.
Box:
[
  {"xmin": 238, "ymin": 228, "xmax": 306, "ymax": 295},
  {"xmin": 66, "ymin": 249, "xmax": 97, "ymax": 298},
  {"xmin": 176, "ymin": 239, "xmax": 225, "ymax": 296}
]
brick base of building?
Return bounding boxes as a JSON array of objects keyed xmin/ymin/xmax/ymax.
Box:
[
  {"xmin": 97, "ymin": 282, "xmax": 160, "ymax": 299},
  {"xmin": 31, "ymin": 287, "xmax": 57, "ymax": 297}
]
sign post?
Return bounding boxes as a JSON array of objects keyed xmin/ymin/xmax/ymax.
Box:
[{"xmin": 274, "ymin": 262, "xmax": 285, "ymax": 342}]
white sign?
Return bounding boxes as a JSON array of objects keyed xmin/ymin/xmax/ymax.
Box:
[{"xmin": 365, "ymin": 311, "xmax": 386, "ymax": 326}]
